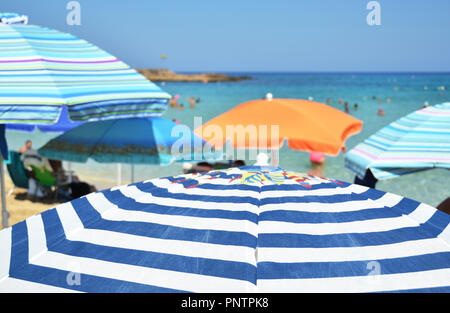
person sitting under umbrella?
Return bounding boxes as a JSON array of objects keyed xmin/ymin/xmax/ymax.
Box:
[{"xmin": 20, "ymin": 141, "xmax": 53, "ymax": 199}]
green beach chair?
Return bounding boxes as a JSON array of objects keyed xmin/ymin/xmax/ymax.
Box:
[
  {"xmin": 30, "ymin": 165, "xmax": 56, "ymax": 187},
  {"xmin": 30, "ymin": 165, "xmax": 57, "ymax": 199}
]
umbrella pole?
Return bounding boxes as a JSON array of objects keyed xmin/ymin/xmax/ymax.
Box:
[
  {"xmin": 117, "ymin": 163, "xmax": 122, "ymax": 186},
  {"xmin": 131, "ymin": 164, "xmax": 134, "ymax": 184},
  {"xmin": 271, "ymin": 149, "xmax": 279, "ymax": 167},
  {"xmin": 0, "ymin": 157, "xmax": 8, "ymax": 228},
  {"xmin": 67, "ymin": 161, "xmax": 72, "ymax": 183}
]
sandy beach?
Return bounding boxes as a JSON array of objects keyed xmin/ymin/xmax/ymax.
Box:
[
  {"xmin": 0, "ymin": 173, "xmax": 60, "ymax": 229},
  {"xmin": 0, "ymin": 167, "xmax": 123, "ymax": 229}
]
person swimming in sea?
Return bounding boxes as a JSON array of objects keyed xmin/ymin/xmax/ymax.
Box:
[
  {"xmin": 169, "ymin": 96, "xmax": 178, "ymax": 108},
  {"xmin": 308, "ymin": 151, "xmax": 325, "ymax": 177},
  {"xmin": 354, "ymin": 103, "xmax": 358, "ymax": 110},
  {"xmin": 377, "ymin": 108, "xmax": 385, "ymax": 116},
  {"xmin": 189, "ymin": 96, "xmax": 195, "ymax": 108}
]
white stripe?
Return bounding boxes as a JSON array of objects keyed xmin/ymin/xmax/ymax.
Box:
[
  {"xmin": 258, "ymin": 214, "xmax": 419, "ymax": 235},
  {"xmin": 259, "ymin": 193, "xmax": 403, "ymax": 213},
  {"xmin": 116, "ymin": 185, "xmax": 259, "ymax": 213},
  {"xmin": 25, "ymin": 212, "xmax": 256, "ymax": 292},
  {"xmin": 0, "ymin": 56, "xmax": 117, "ymax": 62},
  {"xmin": 32, "ymin": 249, "xmax": 256, "ymax": 292},
  {"xmin": 26, "ymin": 215, "xmax": 48, "ymax": 262},
  {"xmin": 0, "ymin": 97, "xmax": 64, "ymax": 103},
  {"xmin": 369, "ymin": 136, "xmax": 450, "ymax": 147},
  {"xmin": 0, "ymin": 76, "xmax": 146, "ymax": 82},
  {"xmin": 0, "ymin": 277, "xmax": 80, "ymax": 293},
  {"xmin": 55, "ymin": 202, "xmax": 84, "ymax": 233},
  {"xmin": 261, "ymin": 184, "xmax": 369, "ymax": 198},
  {"xmin": 0, "ymin": 227, "xmax": 12, "ymax": 281},
  {"xmin": 438, "ymin": 223, "xmax": 450, "ymax": 245},
  {"xmin": 259, "ymin": 201, "xmax": 442, "ymax": 236},
  {"xmin": 257, "ymin": 268, "xmax": 450, "ymax": 292},
  {"xmin": 257, "ymin": 237, "xmax": 450, "ymax": 263},
  {"xmin": 86, "ymin": 192, "xmax": 258, "ymax": 235},
  {"xmin": 0, "ymin": 69, "xmax": 137, "ymax": 76},
  {"xmin": 408, "ymin": 203, "xmax": 437, "ymax": 224},
  {"xmin": 57, "ymin": 199, "xmax": 257, "ymax": 265},
  {"xmin": 0, "ymin": 84, "xmax": 154, "ymax": 90},
  {"xmin": 390, "ymin": 123, "xmax": 450, "ymax": 133}
]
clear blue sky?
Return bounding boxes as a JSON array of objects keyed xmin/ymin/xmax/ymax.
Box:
[{"xmin": 2, "ymin": 0, "xmax": 450, "ymax": 72}]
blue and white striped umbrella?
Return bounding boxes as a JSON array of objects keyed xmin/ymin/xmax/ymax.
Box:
[
  {"xmin": 0, "ymin": 166, "xmax": 449, "ymax": 292},
  {"xmin": 0, "ymin": 17, "xmax": 170, "ymax": 124},
  {"xmin": 345, "ymin": 103, "xmax": 450, "ymax": 180}
]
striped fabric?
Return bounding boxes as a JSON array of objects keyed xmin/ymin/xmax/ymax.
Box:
[
  {"xmin": 0, "ymin": 13, "xmax": 28, "ymax": 25},
  {"xmin": 345, "ymin": 103, "xmax": 450, "ymax": 180},
  {"xmin": 1, "ymin": 166, "xmax": 449, "ymax": 292},
  {"xmin": 0, "ymin": 23, "xmax": 170, "ymax": 124}
]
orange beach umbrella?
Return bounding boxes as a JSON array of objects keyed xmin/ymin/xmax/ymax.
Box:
[{"xmin": 194, "ymin": 97, "xmax": 362, "ymax": 156}]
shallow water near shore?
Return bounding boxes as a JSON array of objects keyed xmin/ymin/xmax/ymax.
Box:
[{"xmin": 5, "ymin": 72, "xmax": 450, "ymax": 207}]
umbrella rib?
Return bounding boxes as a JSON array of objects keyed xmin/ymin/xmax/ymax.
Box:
[{"xmin": 87, "ymin": 120, "xmax": 121, "ymax": 160}]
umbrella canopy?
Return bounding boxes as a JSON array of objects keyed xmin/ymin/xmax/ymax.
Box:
[
  {"xmin": 0, "ymin": 15, "xmax": 172, "ymax": 228},
  {"xmin": 0, "ymin": 166, "xmax": 448, "ymax": 292},
  {"xmin": 5, "ymin": 105, "xmax": 82, "ymax": 133},
  {"xmin": 345, "ymin": 103, "xmax": 450, "ymax": 180},
  {"xmin": 38, "ymin": 117, "xmax": 211, "ymax": 165},
  {"xmin": 0, "ymin": 21, "xmax": 171, "ymax": 125},
  {"xmin": 194, "ymin": 97, "xmax": 362, "ymax": 156}
]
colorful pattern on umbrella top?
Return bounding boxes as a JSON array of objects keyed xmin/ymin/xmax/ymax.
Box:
[
  {"xmin": 1, "ymin": 166, "xmax": 449, "ymax": 293},
  {"xmin": 0, "ymin": 23, "xmax": 170, "ymax": 124}
]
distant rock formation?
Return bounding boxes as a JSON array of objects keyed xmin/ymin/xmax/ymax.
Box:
[{"xmin": 136, "ymin": 68, "xmax": 252, "ymax": 83}]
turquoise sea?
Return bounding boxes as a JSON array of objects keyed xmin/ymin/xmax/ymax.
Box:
[{"xmin": 5, "ymin": 72, "xmax": 450, "ymax": 207}]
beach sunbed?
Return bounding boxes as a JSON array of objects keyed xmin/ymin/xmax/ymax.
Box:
[{"xmin": 5, "ymin": 150, "xmax": 29, "ymax": 196}]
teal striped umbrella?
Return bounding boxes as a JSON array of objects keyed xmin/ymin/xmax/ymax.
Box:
[
  {"xmin": 0, "ymin": 17, "xmax": 171, "ymax": 124},
  {"xmin": 0, "ymin": 14, "xmax": 170, "ymax": 228},
  {"xmin": 345, "ymin": 103, "xmax": 450, "ymax": 181}
]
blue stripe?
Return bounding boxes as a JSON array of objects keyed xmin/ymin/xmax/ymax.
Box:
[
  {"xmin": 41, "ymin": 210, "xmax": 257, "ymax": 284},
  {"xmin": 72, "ymin": 196, "xmax": 257, "ymax": 248},
  {"xmin": 101, "ymin": 189, "xmax": 259, "ymax": 223},
  {"xmin": 69, "ymin": 98, "xmax": 169, "ymax": 112},
  {"xmin": 258, "ymin": 252, "xmax": 450, "ymax": 279},
  {"xmin": 260, "ymin": 187, "xmax": 385, "ymax": 205},
  {"xmin": 9, "ymin": 221, "xmax": 187, "ymax": 292},
  {"xmin": 259, "ymin": 198, "xmax": 420, "ymax": 224},
  {"xmin": 134, "ymin": 181, "xmax": 260, "ymax": 205},
  {"xmin": 258, "ymin": 226, "xmax": 440, "ymax": 248}
]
